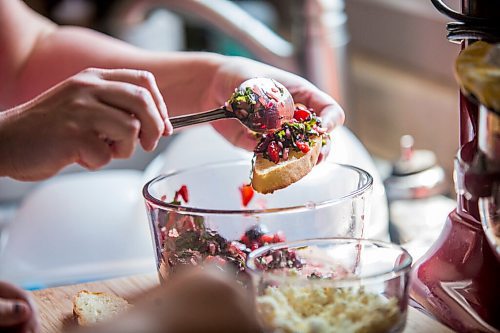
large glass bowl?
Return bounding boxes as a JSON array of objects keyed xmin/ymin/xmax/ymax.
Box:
[
  {"xmin": 142, "ymin": 160, "xmax": 372, "ymax": 282},
  {"xmin": 247, "ymin": 238, "xmax": 412, "ymax": 333}
]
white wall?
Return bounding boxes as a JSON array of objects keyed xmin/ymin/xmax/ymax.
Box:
[{"xmin": 345, "ymin": 0, "xmax": 461, "ymax": 188}]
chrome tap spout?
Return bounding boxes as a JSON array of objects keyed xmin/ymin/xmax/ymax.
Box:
[{"xmin": 111, "ymin": 0, "xmax": 348, "ymax": 104}]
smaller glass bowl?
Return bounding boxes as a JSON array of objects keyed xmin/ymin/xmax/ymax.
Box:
[{"xmin": 246, "ymin": 238, "xmax": 412, "ymax": 333}]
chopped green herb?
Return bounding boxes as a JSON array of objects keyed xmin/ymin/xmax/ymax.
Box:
[{"xmin": 254, "ymin": 106, "xmax": 327, "ymax": 163}]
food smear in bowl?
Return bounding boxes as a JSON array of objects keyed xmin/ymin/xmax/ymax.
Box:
[
  {"xmin": 144, "ymin": 164, "xmax": 374, "ymax": 285},
  {"xmin": 156, "ymin": 185, "xmax": 287, "ymax": 280},
  {"xmin": 159, "ymin": 220, "xmax": 288, "ymax": 279},
  {"xmin": 257, "ymin": 285, "xmax": 400, "ymax": 333}
]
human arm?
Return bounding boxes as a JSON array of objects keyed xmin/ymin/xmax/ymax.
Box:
[
  {"xmin": 0, "ymin": 0, "xmax": 343, "ymax": 130},
  {"xmin": 0, "ymin": 0, "xmax": 343, "ymax": 179},
  {"xmin": 0, "ymin": 0, "xmax": 222, "ymax": 117}
]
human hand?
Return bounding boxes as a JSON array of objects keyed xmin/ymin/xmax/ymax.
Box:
[
  {"xmin": 205, "ymin": 56, "xmax": 344, "ymax": 152},
  {"xmin": 0, "ymin": 281, "xmax": 39, "ymax": 333},
  {"xmin": 0, "ymin": 68, "xmax": 172, "ymax": 181}
]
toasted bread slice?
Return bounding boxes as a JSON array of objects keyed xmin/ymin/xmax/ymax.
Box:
[
  {"xmin": 252, "ymin": 136, "xmax": 322, "ymax": 194},
  {"xmin": 73, "ymin": 290, "xmax": 132, "ymax": 326}
]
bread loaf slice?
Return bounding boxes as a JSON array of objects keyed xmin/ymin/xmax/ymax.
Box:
[
  {"xmin": 73, "ymin": 290, "xmax": 132, "ymax": 326},
  {"xmin": 252, "ymin": 136, "xmax": 322, "ymax": 194}
]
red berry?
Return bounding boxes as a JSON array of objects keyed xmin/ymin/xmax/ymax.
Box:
[
  {"xmin": 294, "ymin": 109, "xmax": 311, "ymax": 122},
  {"xmin": 267, "ymin": 141, "xmax": 281, "ymax": 163},
  {"xmin": 177, "ymin": 185, "xmax": 189, "ymax": 203},
  {"xmin": 239, "ymin": 184, "xmax": 254, "ymax": 207},
  {"xmin": 295, "ymin": 140, "xmax": 310, "ymax": 153}
]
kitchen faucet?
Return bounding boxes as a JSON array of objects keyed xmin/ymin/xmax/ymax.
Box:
[{"xmin": 111, "ymin": 0, "xmax": 349, "ymax": 106}]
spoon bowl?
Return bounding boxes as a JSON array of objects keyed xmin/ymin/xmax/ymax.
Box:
[
  {"xmin": 169, "ymin": 78, "xmax": 295, "ymax": 133},
  {"xmin": 226, "ymin": 78, "xmax": 295, "ymax": 132}
]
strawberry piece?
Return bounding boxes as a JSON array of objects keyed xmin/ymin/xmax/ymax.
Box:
[
  {"xmin": 177, "ymin": 185, "xmax": 189, "ymax": 203},
  {"xmin": 260, "ymin": 234, "xmax": 274, "ymax": 245},
  {"xmin": 239, "ymin": 184, "xmax": 255, "ymax": 207},
  {"xmin": 295, "ymin": 140, "xmax": 310, "ymax": 153},
  {"xmin": 267, "ymin": 141, "xmax": 281, "ymax": 163},
  {"xmin": 293, "ymin": 108, "xmax": 311, "ymax": 122}
]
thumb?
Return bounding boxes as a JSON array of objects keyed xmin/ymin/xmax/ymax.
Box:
[
  {"xmin": 319, "ymin": 104, "xmax": 344, "ymax": 132},
  {"xmin": 0, "ymin": 298, "xmax": 31, "ymax": 327}
]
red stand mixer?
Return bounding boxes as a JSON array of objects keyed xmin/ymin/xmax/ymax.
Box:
[{"xmin": 410, "ymin": 1, "xmax": 500, "ymax": 332}]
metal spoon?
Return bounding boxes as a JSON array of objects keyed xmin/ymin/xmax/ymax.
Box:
[{"xmin": 169, "ymin": 78, "xmax": 295, "ymax": 132}]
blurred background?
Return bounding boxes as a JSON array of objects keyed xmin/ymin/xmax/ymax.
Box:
[{"xmin": 0, "ymin": 0, "xmax": 461, "ymax": 286}]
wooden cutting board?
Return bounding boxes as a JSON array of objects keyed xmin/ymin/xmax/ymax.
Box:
[
  {"xmin": 32, "ymin": 274, "xmax": 159, "ymax": 333},
  {"xmin": 31, "ymin": 274, "xmax": 454, "ymax": 333}
]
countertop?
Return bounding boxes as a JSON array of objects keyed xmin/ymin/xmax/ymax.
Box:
[{"xmin": 32, "ymin": 273, "xmax": 455, "ymax": 333}]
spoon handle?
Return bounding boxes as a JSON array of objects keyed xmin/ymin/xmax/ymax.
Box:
[{"xmin": 170, "ymin": 108, "xmax": 233, "ymax": 129}]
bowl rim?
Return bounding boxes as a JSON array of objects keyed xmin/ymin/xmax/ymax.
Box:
[
  {"xmin": 246, "ymin": 237, "xmax": 413, "ymax": 284},
  {"xmin": 142, "ymin": 160, "xmax": 373, "ymax": 215}
]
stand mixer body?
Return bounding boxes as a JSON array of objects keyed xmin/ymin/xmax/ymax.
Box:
[{"xmin": 410, "ymin": 1, "xmax": 500, "ymax": 332}]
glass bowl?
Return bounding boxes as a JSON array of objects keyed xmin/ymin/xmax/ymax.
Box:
[
  {"xmin": 142, "ymin": 160, "xmax": 372, "ymax": 282},
  {"xmin": 246, "ymin": 238, "xmax": 412, "ymax": 333}
]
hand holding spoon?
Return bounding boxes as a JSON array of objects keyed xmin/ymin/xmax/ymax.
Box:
[{"xmin": 169, "ymin": 78, "xmax": 294, "ymax": 132}]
